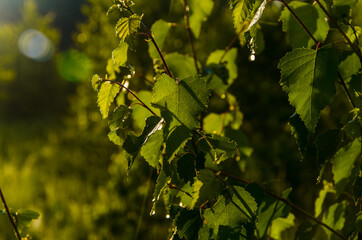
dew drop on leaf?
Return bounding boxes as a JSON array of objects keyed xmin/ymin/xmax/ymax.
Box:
[
  {"xmin": 166, "ymin": 214, "xmax": 170, "ymax": 219},
  {"xmin": 179, "ymin": 202, "xmax": 183, "ymax": 207},
  {"xmin": 249, "ymin": 54, "xmax": 256, "ymax": 61},
  {"xmin": 150, "ymin": 210, "xmax": 156, "ymax": 216}
]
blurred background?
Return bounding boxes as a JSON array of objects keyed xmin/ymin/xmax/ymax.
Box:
[{"xmin": 0, "ymin": 0, "xmax": 361, "ymax": 239}]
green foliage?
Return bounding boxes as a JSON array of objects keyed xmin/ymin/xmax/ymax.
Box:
[
  {"xmin": 148, "ymin": 19, "xmax": 171, "ymax": 59},
  {"xmin": 278, "ymin": 46, "xmax": 338, "ymax": 132},
  {"xmin": 116, "ymin": 14, "xmax": 143, "ymax": 41},
  {"xmin": 188, "ymin": 0, "xmax": 214, "ymax": 38},
  {"xmin": 279, "ymin": 1, "xmax": 330, "ymax": 48},
  {"xmin": 87, "ymin": 0, "xmax": 362, "ymax": 238},
  {"xmin": 332, "ymin": 138, "xmax": 361, "ymax": 197},
  {"xmin": 3, "ymin": 0, "xmax": 362, "ymax": 238}
]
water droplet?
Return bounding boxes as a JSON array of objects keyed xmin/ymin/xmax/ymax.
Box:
[
  {"xmin": 127, "ymin": 74, "xmax": 132, "ymax": 79},
  {"xmin": 249, "ymin": 54, "xmax": 256, "ymax": 62},
  {"xmin": 179, "ymin": 202, "xmax": 183, "ymax": 207},
  {"xmin": 152, "ymin": 198, "xmax": 156, "ymax": 202},
  {"xmin": 150, "ymin": 210, "xmax": 156, "ymax": 216},
  {"xmin": 166, "ymin": 214, "xmax": 170, "ymax": 219}
]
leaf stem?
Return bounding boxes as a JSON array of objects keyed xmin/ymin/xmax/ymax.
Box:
[
  {"xmin": 205, "ymin": 168, "xmax": 347, "ymax": 240},
  {"xmin": 337, "ymin": 72, "xmax": 356, "ymax": 109},
  {"xmin": 124, "ymin": 4, "xmax": 174, "ymax": 79},
  {"xmin": 219, "ymin": 24, "xmax": 247, "ymax": 63},
  {"xmin": 0, "ymin": 188, "xmax": 21, "ymax": 240},
  {"xmin": 314, "ymin": 0, "xmax": 362, "ymax": 64},
  {"xmin": 182, "ymin": 0, "xmax": 200, "ymax": 74},
  {"xmin": 279, "ymin": 0, "xmax": 319, "ymax": 45},
  {"xmin": 101, "ymin": 79, "xmax": 158, "ymax": 117}
]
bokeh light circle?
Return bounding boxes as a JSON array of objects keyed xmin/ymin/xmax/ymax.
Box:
[
  {"xmin": 56, "ymin": 49, "xmax": 92, "ymax": 82},
  {"xmin": 18, "ymin": 29, "xmax": 54, "ymax": 61}
]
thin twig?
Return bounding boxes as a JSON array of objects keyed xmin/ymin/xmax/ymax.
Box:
[
  {"xmin": 314, "ymin": 0, "xmax": 362, "ymax": 64},
  {"xmin": 205, "ymin": 168, "xmax": 346, "ymax": 240},
  {"xmin": 337, "ymin": 72, "xmax": 356, "ymax": 109},
  {"xmin": 279, "ymin": 0, "xmax": 319, "ymax": 45},
  {"xmin": 0, "ymin": 188, "xmax": 21, "ymax": 240},
  {"xmin": 101, "ymin": 79, "xmax": 158, "ymax": 117},
  {"xmin": 183, "ymin": 0, "xmax": 200, "ymax": 74},
  {"xmin": 124, "ymin": 4, "xmax": 174, "ymax": 79},
  {"xmin": 168, "ymin": 184, "xmax": 193, "ymax": 197},
  {"xmin": 219, "ymin": 24, "xmax": 247, "ymax": 63}
]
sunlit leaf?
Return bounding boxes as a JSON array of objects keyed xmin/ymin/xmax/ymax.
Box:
[
  {"xmin": 152, "ymin": 74, "xmax": 209, "ymax": 159},
  {"xmin": 148, "ymin": 19, "xmax": 171, "ymax": 59},
  {"xmin": 97, "ymin": 82, "xmax": 121, "ymax": 119},
  {"xmin": 116, "ymin": 14, "xmax": 143, "ymax": 41},
  {"xmin": 270, "ymin": 213, "xmax": 295, "ymax": 240},
  {"xmin": 332, "ymin": 138, "xmax": 361, "ymax": 197},
  {"xmin": 278, "ymin": 46, "xmax": 338, "ymax": 132},
  {"xmin": 203, "ymin": 186, "xmax": 257, "ymax": 236},
  {"xmin": 112, "ymin": 42, "xmax": 128, "ymax": 66},
  {"xmin": 189, "ymin": 0, "xmax": 214, "ymax": 38},
  {"xmin": 322, "ymin": 201, "xmax": 347, "ymax": 239},
  {"xmin": 165, "ymin": 53, "xmax": 198, "ymax": 79},
  {"xmin": 279, "ymin": 1, "xmax": 329, "ymax": 48},
  {"xmin": 191, "ymin": 169, "xmax": 222, "ymax": 208}
]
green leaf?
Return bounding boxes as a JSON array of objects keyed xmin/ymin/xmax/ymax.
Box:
[
  {"xmin": 140, "ymin": 129, "xmax": 163, "ymax": 168},
  {"xmin": 148, "ymin": 19, "xmax": 171, "ymax": 59},
  {"xmin": 152, "ymin": 170, "xmax": 171, "ymax": 211},
  {"xmin": 294, "ymin": 222, "xmax": 318, "ymax": 240},
  {"xmin": 97, "ymin": 82, "xmax": 121, "ymax": 119},
  {"xmin": 165, "ymin": 53, "xmax": 198, "ymax": 79},
  {"xmin": 131, "ymin": 91, "xmax": 160, "ymax": 131},
  {"xmin": 322, "ymin": 201, "xmax": 347, "ymax": 239},
  {"xmin": 315, "ymin": 181, "xmax": 335, "ymax": 217},
  {"xmin": 152, "ymin": 75, "xmax": 209, "ymax": 159},
  {"xmin": 207, "ymin": 134, "xmax": 238, "ymax": 163},
  {"xmin": 175, "ymin": 209, "xmax": 203, "ymax": 239},
  {"xmin": 279, "ymin": 1, "xmax": 329, "ymax": 48},
  {"xmin": 231, "ymin": 0, "xmax": 263, "ymax": 30},
  {"xmin": 123, "ymin": 116, "xmax": 164, "ymax": 167},
  {"xmin": 338, "ymin": 53, "xmax": 362, "ymax": 80},
  {"xmin": 270, "ymin": 213, "xmax": 295, "ymax": 240},
  {"xmin": 332, "ymin": 138, "xmax": 361, "ymax": 197},
  {"xmin": 224, "ymin": 127, "xmax": 253, "ymax": 160},
  {"xmin": 16, "ymin": 209, "xmax": 40, "ymax": 229},
  {"xmin": 289, "ymin": 113, "xmax": 309, "ymax": 158},
  {"xmin": 203, "ymin": 186, "xmax": 258, "ymax": 236},
  {"xmin": 112, "ymin": 42, "xmax": 128, "ymax": 66},
  {"xmin": 91, "ymin": 74, "xmax": 100, "ymax": 91},
  {"xmin": 206, "ymin": 48, "xmax": 238, "ymax": 95},
  {"xmin": 191, "ymin": 169, "xmax": 222, "ymax": 208},
  {"xmin": 257, "ymin": 188, "xmax": 291, "ymax": 239},
  {"xmin": 189, "ymin": 0, "xmax": 214, "ymax": 38},
  {"xmin": 278, "ymin": 46, "xmax": 338, "ymax": 132},
  {"xmin": 108, "ymin": 105, "xmax": 132, "ymax": 131},
  {"xmin": 357, "ymin": 212, "xmax": 362, "ymax": 233},
  {"xmin": 116, "ymin": 14, "xmax": 143, "ymax": 41}
]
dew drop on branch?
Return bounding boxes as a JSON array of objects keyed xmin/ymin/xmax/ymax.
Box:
[
  {"xmin": 166, "ymin": 214, "xmax": 170, "ymax": 219},
  {"xmin": 150, "ymin": 210, "xmax": 156, "ymax": 216}
]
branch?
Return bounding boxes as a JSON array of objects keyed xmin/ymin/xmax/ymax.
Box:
[
  {"xmin": 314, "ymin": 0, "xmax": 362, "ymax": 64},
  {"xmin": 205, "ymin": 168, "xmax": 347, "ymax": 240},
  {"xmin": 0, "ymin": 188, "xmax": 21, "ymax": 240},
  {"xmin": 183, "ymin": 0, "xmax": 200, "ymax": 74},
  {"xmin": 219, "ymin": 24, "xmax": 247, "ymax": 63},
  {"xmin": 101, "ymin": 79, "xmax": 158, "ymax": 117},
  {"xmin": 337, "ymin": 72, "xmax": 356, "ymax": 109},
  {"xmin": 279, "ymin": 0, "xmax": 319, "ymax": 45},
  {"xmin": 124, "ymin": 4, "xmax": 174, "ymax": 79}
]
